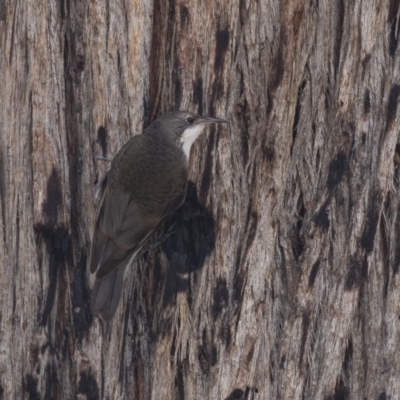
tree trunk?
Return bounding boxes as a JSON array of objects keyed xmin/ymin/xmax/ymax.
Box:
[{"xmin": 1, "ymin": 0, "xmax": 400, "ymax": 399}]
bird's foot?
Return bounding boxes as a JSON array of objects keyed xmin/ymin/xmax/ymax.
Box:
[{"xmin": 140, "ymin": 224, "xmax": 176, "ymax": 255}]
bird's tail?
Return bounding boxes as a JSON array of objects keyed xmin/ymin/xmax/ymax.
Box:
[{"xmin": 90, "ymin": 264, "xmax": 127, "ymax": 320}]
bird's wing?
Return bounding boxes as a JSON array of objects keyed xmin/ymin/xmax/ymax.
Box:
[{"xmin": 89, "ymin": 182, "xmax": 162, "ymax": 280}]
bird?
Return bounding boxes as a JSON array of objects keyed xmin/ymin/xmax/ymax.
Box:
[{"xmin": 89, "ymin": 111, "xmax": 229, "ymax": 320}]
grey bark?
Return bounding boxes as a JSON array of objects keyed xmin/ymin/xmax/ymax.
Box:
[{"xmin": 1, "ymin": 0, "xmax": 400, "ymax": 399}]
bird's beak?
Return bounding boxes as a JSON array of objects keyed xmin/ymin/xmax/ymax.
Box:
[{"xmin": 199, "ymin": 116, "xmax": 229, "ymax": 125}]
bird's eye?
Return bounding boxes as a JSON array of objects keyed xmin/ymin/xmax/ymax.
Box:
[{"xmin": 186, "ymin": 117, "xmax": 194, "ymax": 124}]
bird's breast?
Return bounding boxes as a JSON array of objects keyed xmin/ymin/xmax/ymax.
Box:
[{"xmin": 112, "ymin": 137, "xmax": 188, "ymax": 213}]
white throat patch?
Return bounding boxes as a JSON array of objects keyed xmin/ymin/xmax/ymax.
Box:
[{"xmin": 179, "ymin": 124, "xmax": 206, "ymax": 158}]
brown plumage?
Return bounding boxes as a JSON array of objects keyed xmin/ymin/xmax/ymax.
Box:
[{"xmin": 89, "ymin": 111, "xmax": 228, "ymax": 320}]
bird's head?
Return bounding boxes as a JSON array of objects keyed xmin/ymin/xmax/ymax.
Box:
[{"xmin": 145, "ymin": 111, "xmax": 229, "ymax": 157}]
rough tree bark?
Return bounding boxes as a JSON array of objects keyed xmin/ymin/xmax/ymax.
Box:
[{"xmin": 1, "ymin": 0, "xmax": 400, "ymax": 399}]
